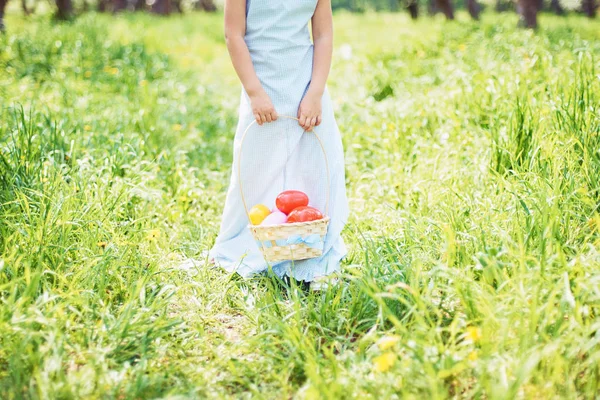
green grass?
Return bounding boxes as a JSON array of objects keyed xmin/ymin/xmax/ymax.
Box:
[{"xmin": 1, "ymin": 9, "xmax": 600, "ymax": 399}]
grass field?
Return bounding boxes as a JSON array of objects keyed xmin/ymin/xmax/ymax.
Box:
[{"xmin": 2, "ymin": 10, "xmax": 600, "ymax": 399}]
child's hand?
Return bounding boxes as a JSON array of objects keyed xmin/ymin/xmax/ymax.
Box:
[
  {"xmin": 250, "ymin": 90, "xmax": 278, "ymax": 125},
  {"xmin": 298, "ymin": 91, "xmax": 322, "ymax": 131}
]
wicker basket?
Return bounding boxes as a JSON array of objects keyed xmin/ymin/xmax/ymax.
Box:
[{"xmin": 238, "ymin": 116, "xmax": 330, "ymax": 263}]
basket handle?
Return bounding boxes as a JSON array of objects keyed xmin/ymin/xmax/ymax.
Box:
[{"xmin": 237, "ymin": 115, "xmax": 331, "ymax": 223}]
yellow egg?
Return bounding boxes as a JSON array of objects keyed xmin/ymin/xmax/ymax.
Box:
[{"xmin": 249, "ymin": 204, "xmax": 270, "ymax": 225}]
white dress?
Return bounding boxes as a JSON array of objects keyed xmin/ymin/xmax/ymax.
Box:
[{"xmin": 209, "ymin": 0, "xmax": 349, "ymax": 282}]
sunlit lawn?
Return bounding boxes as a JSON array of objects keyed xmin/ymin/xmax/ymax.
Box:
[{"xmin": 1, "ymin": 9, "xmax": 600, "ymax": 399}]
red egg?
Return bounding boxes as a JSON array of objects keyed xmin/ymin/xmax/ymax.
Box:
[
  {"xmin": 287, "ymin": 206, "xmax": 323, "ymax": 223},
  {"xmin": 275, "ymin": 190, "xmax": 309, "ymax": 215}
]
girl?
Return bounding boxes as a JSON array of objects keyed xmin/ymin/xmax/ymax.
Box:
[{"xmin": 209, "ymin": 0, "xmax": 348, "ymax": 290}]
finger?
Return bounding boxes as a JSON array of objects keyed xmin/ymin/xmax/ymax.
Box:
[
  {"xmin": 316, "ymin": 115, "xmax": 322, "ymax": 126},
  {"xmin": 299, "ymin": 115, "xmax": 306, "ymax": 129},
  {"xmin": 266, "ymin": 113, "xmax": 272, "ymax": 123},
  {"xmin": 305, "ymin": 118, "xmax": 313, "ymax": 132},
  {"xmin": 271, "ymin": 111, "xmax": 278, "ymax": 121},
  {"xmin": 254, "ymin": 113, "xmax": 262, "ymax": 125},
  {"xmin": 310, "ymin": 117, "xmax": 317, "ymax": 129},
  {"xmin": 261, "ymin": 113, "xmax": 268, "ymax": 125},
  {"xmin": 306, "ymin": 116, "xmax": 314, "ymax": 130},
  {"xmin": 302, "ymin": 119, "xmax": 310, "ymax": 131}
]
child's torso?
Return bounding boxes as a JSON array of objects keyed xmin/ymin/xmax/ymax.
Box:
[
  {"xmin": 245, "ymin": 0, "xmax": 317, "ymax": 53},
  {"xmin": 243, "ymin": 0, "xmax": 319, "ymax": 112}
]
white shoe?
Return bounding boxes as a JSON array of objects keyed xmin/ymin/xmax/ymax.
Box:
[{"xmin": 309, "ymin": 277, "xmax": 338, "ymax": 291}]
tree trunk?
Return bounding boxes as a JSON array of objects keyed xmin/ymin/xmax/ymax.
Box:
[
  {"xmin": 172, "ymin": 0, "xmax": 182, "ymax": 12},
  {"xmin": 517, "ymin": 0, "xmax": 538, "ymax": 28},
  {"xmin": 133, "ymin": 0, "xmax": 145, "ymax": 11},
  {"xmin": 112, "ymin": 0, "xmax": 127, "ymax": 12},
  {"xmin": 582, "ymin": 0, "xmax": 597, "ymax": 17},
  {"xmin": 428, "ymin": 0, "xmax": 437, "ymax": 15},
  {"xmin": 98, "ymin": 0, "xmax": 108, "ymax": 11},
  {"xmin": 22, "ymin": 0, "xmax": 35, "ymax": 15},
  {"xmin": 436, "ymin": 0, "xmax": 454, "ymax": 19},
  {"xmin": 550, "ymin": 0, "xmax": 564, "ymax": 14},
  {"xmin": 407, "ymin": 0, "xmax": 419, "ymax": 19},
  {"xmin": 0, "ymin": 0, "xmax": 6, "ymax": 32},
  {"xmin": 55, "ymin": 0, "xmax": 73, "ymax": 19},
  {"xmin": 195, "ymin": 0, "xmax": 216, "ymax": 11},
  {"xmin": 467, "ymin": 0, "xmax": 480, "ymax": 19},
  {"xmin": 151, "ymin": 0, "xmax": 170, "ymax": 14}
]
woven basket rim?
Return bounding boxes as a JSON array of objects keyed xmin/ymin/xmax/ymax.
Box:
[{"xmin": 249, "ymin": 216, "xmax": 330, "ymax": 230}]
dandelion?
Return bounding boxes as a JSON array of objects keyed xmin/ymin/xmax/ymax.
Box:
[
  {"xmin": 376, "ymin": 335, "xmax": 400, "ymax": 351},
  {"xmin": 97, "ymin": 241, "xmax": 107, "ymax": 249},
  {"xmin": 84, "ymin": 125, "xmax": 92, "ymax": 131},
  {"xmin": 373, "ymin": 352, "xmax": 396, "ymax": 373},
  {"xmin": 84, "ymin": 71, "xmax": 92, "ymax": 78},
  {"xmin": 173, "ymin": 124, "xmax": 183, "ymax": 131},
  {"xmin": 140, "ymin": 80, "xmax": 148, "ymax": 87},
  {"xmin": 110, "ymin": 67, "xmax": 119, "ymax": 75},
  {"xmin": 468, "ymin": 351, "xmax": 478, "ymax": 361},
  {"xmin": 466, "ymin": 326, "xmax": 482, "ymax": 342},
  {"xmin": 146, "ymin": 229, "xmax": 161, "ymax": 241},
  {"xmin": 339, "ymin": 44, "xmax": 353, "ymax": 60},
  {"xmin": 459, "ymin": 44, "xmax": 466, "ymax": 52}
]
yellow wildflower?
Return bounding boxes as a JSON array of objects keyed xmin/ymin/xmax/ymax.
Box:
[
  {"xmin": 373, "ymin": 352, "xmax": 396, "ymax": 373},
  {"xmin": 377, "ymin": 335, "xmax": 401, "ymax": 351},
  {"xmin": 97, "ymin": 241, "xmax": 107, "ymax": 249},
  {"xmin": 468, "ymin": 351, "xmax": 478, "ymax": 361},
  {"xmin": 146, "ymin": 229, "xmax": 161, "ymax": 241},
  {"xmin": 466, "ymin": 326, "xmax": 482, "ymax": 342},
  {"xmin": 84, "ymin": 71, "xmax": 92, "ymax": 78},
  {"xmin": 173, "ymin": 124, "xmax": 183, "ymax": 131}
]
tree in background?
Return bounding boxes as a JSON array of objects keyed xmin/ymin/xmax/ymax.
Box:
[
  {"xmin": 400, "ymin": 0, "xmax": 485, "ymax": 20},
  {"xmin": 406, "ymin": 0, "xmax": 418, "ymax": 18},
  {"xmin": 55, "ymin": 0, "xmax": 73, "ymax": 19},
  {"xmin": 0, "ymin": 0, "xmax": 6, "ymax": 31},
  {"xmin": 517, "ymin": 0, "xmax": 538, "ymax": 27},
  {"xmin": 196, "ymin": 0, "xmax": 216, "ymax": 11},
  {"xmin": 466, "ymin": 0, "xmax": 480, "ymax": 19},
  {"xmin": 551, "ymin": 0, "xmax": 565, "ymax": 14},
  {"xmin": 21, "ymin": 0, "xmax": 35, "ymax": 15},
  {"xmin": 582, "ymin": 0, "xmax": 597, "ymax": 16},
  {"xmin": 112, "ymin": 0, "xmax": 127, "ymax": 12},
  {"xmin": 150, "ymin": 0, "xmax": 170, "ymax": 14},
  {"xmin": 0, "ymin": 0, "xmax": 595, "ymax": 30},
  {"xmin": 435, "ymin": 0, "xmax": 455, "ymax": 19}
]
